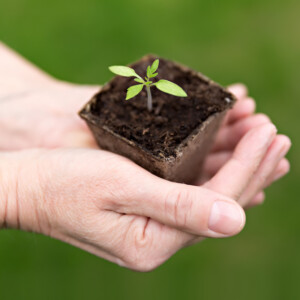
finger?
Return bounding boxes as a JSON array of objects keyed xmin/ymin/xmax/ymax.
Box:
[
  {"xmin": 221, "ymin": 84, "xmax": 250, "ymax": 127},
  {"xmin": 196, "ymin": 151, "xmax": 232, "ymax": 184},
  {"xmin": 245, "ymin": 192, "xmax": 266, "ymax": 209},
  {"xmin": 109, "ymin": 166, "xmax": 245, "ymax": 238},
  {"xmin": 225, "ymin": 98, "xmax": 256, "ymax": 125},
  {"xmin": 244, "ymin": 159, "xmax": 290, "ymax": 210},
  {"xmin": 205, "ymin": 123, "xmax": 277, "ymax": 200},
  {"xmin": 227, "ymin": 83, "xmax": 248, "ymax": 100},
  {"xmin": 122, "ymin": 124, "xmax": 275, "ymax": 239},
  {"xmin": 243, "ymin": 158, "xmax": 290, "ymax": 210},
  {"xmin": 238, "ymin": 135, "xmax": 291, "ymax": 207},
  {"xmin": 263, "ymin": 158, "xmax": 290, "ymax": 188},
  {"xmin": 212, "ymin": 113, "xmax": 271, "ymax": 152}
]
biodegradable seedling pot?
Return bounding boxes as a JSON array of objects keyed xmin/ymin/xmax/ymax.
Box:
[{"xmin": 79, "ymin": 55, "xmax": 236, "ymax": 184}]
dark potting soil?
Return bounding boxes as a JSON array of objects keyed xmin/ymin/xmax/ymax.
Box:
[{"xmin": 90, "ymin": 56, "xmax": 234, "ymax": 158}]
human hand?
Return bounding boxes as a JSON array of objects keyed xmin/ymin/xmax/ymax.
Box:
[
  {"xmin": 0, "ymin": 42, "xmax": 290, "ymax": 209},
  {"xmin": 0, "ymin": 42, "xmax": 99, "ymax": 149},
  {"xmin": 0, "ymin": 122, "xmax": 290, "ymax": 271},
  {"xmin": 200, "ymin": 84, "xmax": 291, "ymax": 208}
]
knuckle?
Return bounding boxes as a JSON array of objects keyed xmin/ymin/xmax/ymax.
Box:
[
  {"xmin": 232, "ymin": 156, "xmax": 257, "ymax": 176},
  {"xmin": 255, "ymin": 171, "xmax": 269, "ymax": 186},
  {"xmin": 99, "ymin": 159, "xmax": 145, "ymax": 212},
  {"xmin": 164, "ymin": 186, "xmax": 194, "ymax": 228},
  {"xmin": 121, "ymin": 219, "xmax": 163, "ymax": 272}
]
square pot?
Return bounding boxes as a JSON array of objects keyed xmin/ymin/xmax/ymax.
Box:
[{"xmin": 79, "ymin": 55, "xmax": 236, "ymax": 184}]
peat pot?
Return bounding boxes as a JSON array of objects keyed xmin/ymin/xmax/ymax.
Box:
[{"xmin": 79, "ymin": 55, "xmax": 236, "ymax": 183}]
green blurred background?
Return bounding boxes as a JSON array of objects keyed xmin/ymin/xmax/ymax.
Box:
[{"xmin": 0, "ymin": 0, "xmax": 299, "ymax": 299}]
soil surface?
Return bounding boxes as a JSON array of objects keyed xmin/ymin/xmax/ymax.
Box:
[{"xmin": 90, "ymin": 56, "xmax": 234, "ymax": 158}]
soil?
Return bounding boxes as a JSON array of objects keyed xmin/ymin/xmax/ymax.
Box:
[{"xmin": 90, "ymin": 56, "xmax": 234, "ymax": 158}]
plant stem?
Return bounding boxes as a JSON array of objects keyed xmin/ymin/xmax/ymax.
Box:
[{"xmin": 146, "ymin": 85, "xmax": 152, "ymax": 112}]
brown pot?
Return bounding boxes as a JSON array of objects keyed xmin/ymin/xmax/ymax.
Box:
[{"xmin": 79, "ymin": 55, "xmax": 236, "ymax": 184}]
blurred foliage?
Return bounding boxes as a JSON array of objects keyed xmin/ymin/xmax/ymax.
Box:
[{"xmin": 0, "ymin": 0, "xmax": 299, "ymax": 299}]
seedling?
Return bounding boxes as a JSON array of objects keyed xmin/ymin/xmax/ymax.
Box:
[{"xmin": 109, "ymin": 59, "xmax": 187, "ymax": 112}]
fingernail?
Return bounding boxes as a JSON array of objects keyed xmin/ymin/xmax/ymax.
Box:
[{"xmin": 208, "ymin": 201, "xmax": 245, "ymax": 235}]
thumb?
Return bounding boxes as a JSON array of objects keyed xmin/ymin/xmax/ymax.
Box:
[
  {"xmin": 110, "ymin": 168, "xmax": 245, "ymax": 238},
  {"xmin": 116, "ymin": 123, "xmax": 275, "ymax": 238}
]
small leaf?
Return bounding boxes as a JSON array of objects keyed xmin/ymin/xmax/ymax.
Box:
[
  {"xmin": 109, "ymin": 66, "xmax": 140, "ymax": 78},
  {"xmin": 134, "ymin": 78, "xmax": 144, "ymax": 83},
  {"xmin": 147, "ymin": 66, "xmax": 152, "ymax": 78},
  {"xmin": 150, "ymin": 59, "xmax": 159, "ymax": 73},
  {"xmin": 154, "ymin": 80, "xmax": 187, "ymax": 97},
  {"xmin": 149, "ymin": 72, "xmax": 158, "ymax": 78},
  {"xmin": 126, "ymin": 84, "xmax": 144, "ymax": 100}
]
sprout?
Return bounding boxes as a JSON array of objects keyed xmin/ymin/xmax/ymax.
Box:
[{"xmin": 109, "ymin": 59, "xmax": 187, "ymax": 112}]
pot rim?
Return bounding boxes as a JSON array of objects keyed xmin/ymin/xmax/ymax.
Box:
[{"xmin": 79, "ymin": 55, "xmax": 236, "ymax": 161}]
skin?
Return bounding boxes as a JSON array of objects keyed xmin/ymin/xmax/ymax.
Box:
[{"xmin": 0, "ymin": 42, "xmax": 291, "ymax": 271}]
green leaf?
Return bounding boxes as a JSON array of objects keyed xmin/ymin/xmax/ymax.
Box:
[
  {"xmin": 154, "ymin": 80, "xmax": 187, "ymax": 97},
  {"xmin": 149, "ymin": 72, "xmax": 158, "ymax": 78},
  {"xmin": 150, "ymin": 59, "xmax": 159, "ymax": 73},
  {"xmin": 147, "ymin": 66, "xmax": 152, "ymax": 78},
  {"xmin": 134, "ymin": 78, "xmax": 144, "ymax": 83},
  {"xmin": 109, "ymin": 66, "xmax": 140, "ymax": 78},
  {"xmin": 126, "ymin": 84, "xmax": 144, "ymax": 100}
]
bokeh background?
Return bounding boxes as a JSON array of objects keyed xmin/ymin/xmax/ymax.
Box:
[{"xmin": 0, "ymin": 0, "xmax": 299, "ymax": 299}]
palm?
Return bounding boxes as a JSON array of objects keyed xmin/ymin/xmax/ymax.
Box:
[
  {"xmin": 0, "ymin": 81, "xmax": 99, "ymax": 150},
  {"xmin": 0, "ymin": 43, "xmax": 262, "ymax": 182}
]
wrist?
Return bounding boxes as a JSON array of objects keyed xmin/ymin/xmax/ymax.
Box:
[
  {"xmin": 0, "ymin": 152, "xmax": 17, "ymax": 229},
  {"xmin": 0, "ymin": 150, "xmax": 46, "ymax": 232}
]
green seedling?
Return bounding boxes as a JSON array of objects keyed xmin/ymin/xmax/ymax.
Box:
[{"xmin": 109, "ymin": 59, "xmax": 187, "ymax": 112}]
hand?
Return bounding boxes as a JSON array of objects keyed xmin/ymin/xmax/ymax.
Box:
[
  {"xmin": 200, "ymin": 84, "xmax": 291, "ymax": 208},
  {"xmin": 0, "ymin": 43, "xmax": 290, "ymax": 206},
  {"xmin": 0, "ymin": 43, "xmax": 291, "ymax": 271},
  {"xmin": 0, "ymin": 42, "xmax": 99, "ymax": 149},
  {"xmin": 1, "ymin": 122, "xmax": 290, "ymax": 271}
]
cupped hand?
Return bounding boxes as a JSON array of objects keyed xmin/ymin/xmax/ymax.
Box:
[
  {"xmin": 0, "ymin": 43, "xmax": 290, "ymax": 201},
  {"xmin": 2, "ymin": 121, "xmax": 290, "ymax": 271},
  {"xmin": 0, "ymin": 43, "xmax": 291, "ymax": 271}
]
